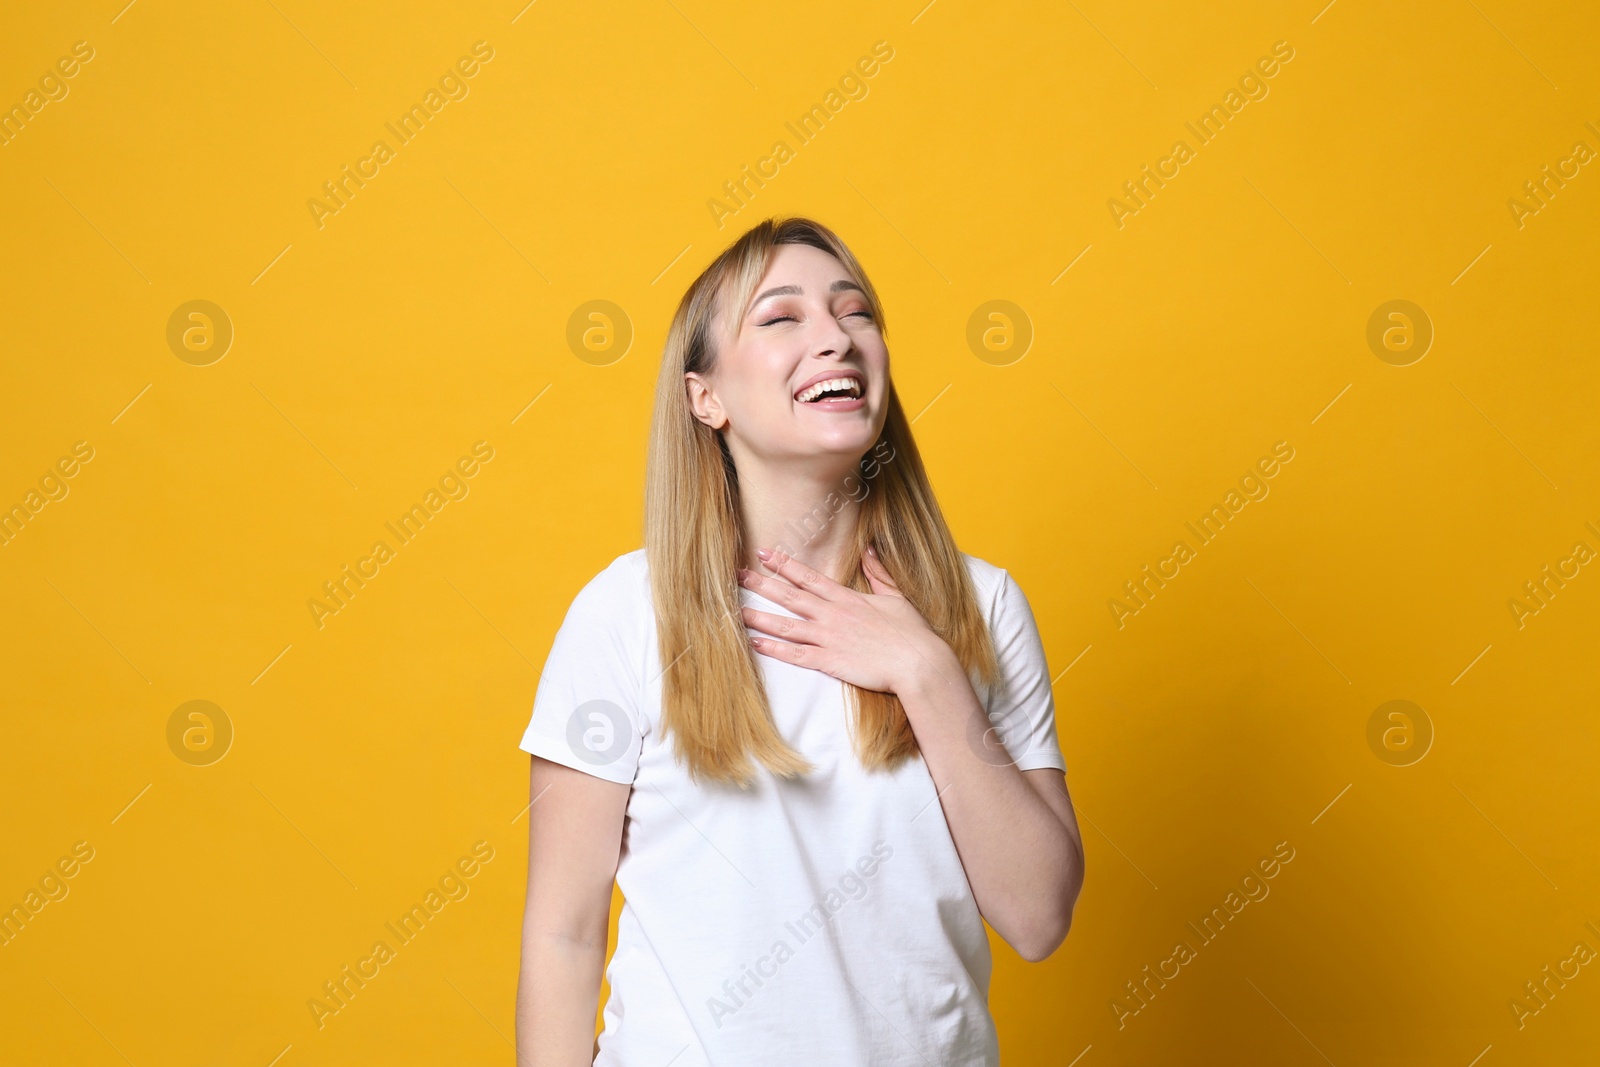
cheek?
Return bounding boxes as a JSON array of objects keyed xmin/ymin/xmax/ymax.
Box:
[
  {"xmin": 757, "ymin": 352, "xmax": 801, "ymax": 407},
  {"xmin": 728, "ymin": 360, "xmax": 795, "ymax": 419}
]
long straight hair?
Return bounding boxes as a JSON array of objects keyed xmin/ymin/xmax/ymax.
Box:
[{"xmin": 644, "ymin": 216, "xmax": 998, "ymax": 789}]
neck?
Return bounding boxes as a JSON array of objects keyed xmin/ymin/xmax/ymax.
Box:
[{"xmin": 735, "ymin": 456, "xmax": 865, "ymax": 585}]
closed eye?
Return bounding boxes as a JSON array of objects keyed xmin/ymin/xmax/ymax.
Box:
[{"xmin": 759, "ymin": 310, "xmax": 874, "ymax": 327}]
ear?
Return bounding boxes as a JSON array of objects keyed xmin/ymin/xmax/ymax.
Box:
[{"xmin": 684, "ymin": 372, "xmax": 728, "ymax": 430}]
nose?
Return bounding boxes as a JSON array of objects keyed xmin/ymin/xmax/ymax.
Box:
[{"xmin": 807, "ymin": 306, "xmax": 854, "ymax": 358}]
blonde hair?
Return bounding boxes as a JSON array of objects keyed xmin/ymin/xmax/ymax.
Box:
[{"xmin": 644, "ymin": 215, "xmax": 997, "ymax": 789}]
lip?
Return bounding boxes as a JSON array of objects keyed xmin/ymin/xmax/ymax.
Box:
[
  {"xmin": 798, "ymin": 395, "xmax": 865, "ymax": 412},
  {"xmin": 792, "ymin": 368, "xmax": 865, "ymax": 403}
]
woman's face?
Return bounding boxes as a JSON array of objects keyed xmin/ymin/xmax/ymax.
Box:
[{"xmin": 686, "ymin": 243, "xmax": 889, "ymax": 469}]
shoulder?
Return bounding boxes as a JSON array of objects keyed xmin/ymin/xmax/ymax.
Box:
[
  {"xmin": 605, "ymin": 547, "xmax": 649, "ymax": 586},
  {"xmin": 959, "ymin": 551, "xmax": 1012, "ymax": 619},
  {"xmin": 961, "ymin": 551, "xmax": 1046, "ymax": 639},
  {"xmin": 563, "ymin": 548, "xmax": 650, "ymax": 620}
]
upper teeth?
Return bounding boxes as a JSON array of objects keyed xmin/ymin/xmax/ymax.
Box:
[{"xmin": 797, "ymin": 377, "xmax": 861, "ymax": 402}]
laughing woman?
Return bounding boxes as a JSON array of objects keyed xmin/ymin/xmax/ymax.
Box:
[{"xmin": 515, "ymin": 216, "xmax": 1084, "ymax": 1066}]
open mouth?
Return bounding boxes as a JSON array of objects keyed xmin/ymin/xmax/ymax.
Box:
[{"xmin": 794, "ymin": 375, "xmax": 864, "ymax": 404}]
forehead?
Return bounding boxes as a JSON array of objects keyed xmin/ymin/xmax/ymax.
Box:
[
  {"xmin": 745, "ymin": 246, "xmax": 862, "ymax": 307},
  {"xmin": 762, "ymin": 241, "xmax": 844, "ymax": 278}
]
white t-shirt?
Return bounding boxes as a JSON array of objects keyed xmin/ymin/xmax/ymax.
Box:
[{"xmin": 518, "ymin": 548, "xmax": 1067, "ymax": 1067}]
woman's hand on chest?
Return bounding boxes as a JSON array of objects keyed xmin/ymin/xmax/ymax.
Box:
[{"xmin": 738, "ymin": 544, "xmax": 956, "ymax": 695}]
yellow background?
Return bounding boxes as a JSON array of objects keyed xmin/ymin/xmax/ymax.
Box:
[{"xmin": 2, "ymin": 0, "xmax": 1597, "ymax": 1063}]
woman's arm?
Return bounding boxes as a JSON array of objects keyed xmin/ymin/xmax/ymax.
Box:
[
  {"xmin": 738, "ymin": 546, "xmax": 1084, "ymax": 962},
  {"xmin": 897, "ymin": 661, "xmax": 1085, "ymax": 961},
  {"xmin": 516, "ymin": 755, "xmax": 631, "ymax": 1065}
]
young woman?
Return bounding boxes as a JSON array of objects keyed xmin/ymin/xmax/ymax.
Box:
[{"xmin": 516, "ymin": 216, "xmax": 1084, "ymax": 1066}]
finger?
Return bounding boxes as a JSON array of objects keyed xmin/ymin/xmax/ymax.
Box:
[
  {"xmin": 862, "ymin": 558, "xmax": 893, "ymax": 596},
  {"xmin": 863, "ymin": 546, "xmax": 895, "ymax": 583},
  {"xmin": 748, "ymin": 631, "xmax": 824, "ymax": 671},
  {"xmin": 739, "ymin": 565, "xmax": 825, "ymax": 618},
  {"xmin": 862, "ymin": 547, "xmax": 901, "ymax": 595},
  {"xmin": 755, "ymin": 547, "xmax": 841, "ymax": 604},
  {"xmin": 739, "ymin": 605, "xmax": 820, "ymax": 646}
]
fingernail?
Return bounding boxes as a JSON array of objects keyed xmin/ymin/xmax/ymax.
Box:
[
  {"xmin": 867, "ymin": 544, "xmax": 876, "ymax": 556},
  {"xmin": 755, "ymin": 548, "xmax": 771, "ymax": 561}
]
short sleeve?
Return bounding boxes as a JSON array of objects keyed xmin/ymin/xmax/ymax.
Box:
[
  {"xmin": 518, "ymin": 556, "xmax": 646, "ymax": 785},
  {"xmin": 983, "ymin": 569, "xmax": 1069, "ymax": 775}
]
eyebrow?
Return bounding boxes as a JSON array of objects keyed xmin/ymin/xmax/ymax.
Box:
[{"xmin": 750, "ymin": 278, "xmax": 865, "ymax": 307}]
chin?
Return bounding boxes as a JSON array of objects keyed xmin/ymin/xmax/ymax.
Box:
[{"xmin": 811, "ymin": 428, "xmax": 878, "ymax": 456}]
